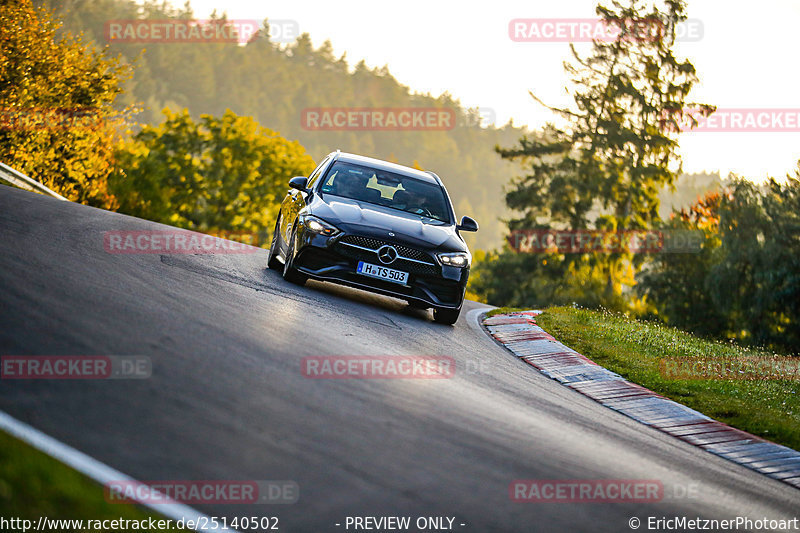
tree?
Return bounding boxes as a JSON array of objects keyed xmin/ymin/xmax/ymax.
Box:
[
  {"xmin": 109, "ymin": 109, "xmax": 315, "ymax": 243},
  {"xmin": 0, "ymin": 0, "xmax": 132, "ymax": 207},
  {"xmin": 639, "ymin": 166, "xmax": 800, "ymax": 354},
  {"xmin": 709, "ymin": 172, "xmax": 800, "ymax": 352},
  {"xmin": 637, "ymin": 190, "xmax": 727, "ymax": 336},
  {"xmin": 38, "ymin": 0, "xmax": 528, "ymax": 250},
  {"xmin": 479, "ymin": 0, "xmax": 713, "ymax": 310}
]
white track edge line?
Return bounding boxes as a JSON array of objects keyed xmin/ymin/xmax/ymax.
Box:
[
  {"xmin": 0, "ymin": 409, "xmax": 235, "ymax": 532},
  {"xmin": 466, "ymin": 307, "xmax": 494, "ymax": 336}
]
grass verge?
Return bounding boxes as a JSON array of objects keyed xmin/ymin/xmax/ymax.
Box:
[
  {"xmin": 485, "ymin": 307, "xmax": 526, "ymax": 318},
  {"xmin": 0, "ymin": 429, "xmax": 185, "ymax": 528},
  {"xmin": 525, "ymin": 306, "xmax": 800, "ymax": 451}
]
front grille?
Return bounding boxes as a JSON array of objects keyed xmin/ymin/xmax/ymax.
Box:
[
  {"xmin": 336, "ymin": 235, "xmax": 439, "ymax": 275},
  {"xmin": 338, "ymin": 235, "xmax": 432, "ymax": 263}
]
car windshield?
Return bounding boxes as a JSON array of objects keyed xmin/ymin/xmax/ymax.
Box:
[{"xmin": 319, "ymin": 162, "xmax": 451, "ymax": 223}]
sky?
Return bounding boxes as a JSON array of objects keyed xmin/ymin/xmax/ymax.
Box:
[{"xmin": 170, "ymin": 0, "xmax": 800, "ymax": 182}]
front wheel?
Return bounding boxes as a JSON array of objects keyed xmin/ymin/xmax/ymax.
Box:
[
  {"xmin": 433, "ymin": 306, "xmax": 460, "ymax": 325},
  {"xmin": 267, "ymin": 216, "xmax": 283, "ymax": 271},
  {"xmin": 282, "ymin": 230, "xmax": 307, "ymax": 286}
]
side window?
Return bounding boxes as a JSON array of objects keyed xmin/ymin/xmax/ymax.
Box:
[{"xmin": 306, "ymin": 156, "xmax": 332, "ymax": 190}]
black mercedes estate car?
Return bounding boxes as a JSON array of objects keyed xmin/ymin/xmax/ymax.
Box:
[{"xmin": 267, "ymin": 151, "xmax": 478, "ymax": 325}]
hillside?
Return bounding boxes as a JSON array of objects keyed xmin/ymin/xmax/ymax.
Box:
[{"xmin": 38, "ymin": 0, "xmax": 532, "ymax": 250}]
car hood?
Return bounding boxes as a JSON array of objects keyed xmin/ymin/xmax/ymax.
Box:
[{"xmin": 309, "ymin": 195, "xmax": 465, "ymax": 251}]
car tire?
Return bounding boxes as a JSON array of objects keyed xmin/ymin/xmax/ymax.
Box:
[
  {"xmin": 433, "ymin": 306, "xmax": 460, "ymax": 325},
  {"xmin": 267, "ymin": 217, "xmax": 283, "ymax": 271},
  {"xmin": 282, "ymin": 229, "xmax": 307, "ymax": 285}
]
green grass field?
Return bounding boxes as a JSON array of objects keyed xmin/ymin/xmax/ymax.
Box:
[
  {"xmin": 492, "ymin": 306, "xmax": 800, "ymax": 451},
  {"xmin": 0, "ymin": 429, "xmax": 185, "ymax": 529}
]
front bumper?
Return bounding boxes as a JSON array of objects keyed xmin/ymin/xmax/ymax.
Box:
[{"xmin": 291, "ymin": 231, "xmax": 467, "ymax": 309}]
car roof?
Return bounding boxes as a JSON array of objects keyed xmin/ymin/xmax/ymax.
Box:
[{"xmin": 331, "ymin": 152, "xmax": 440, "ymax": 185}]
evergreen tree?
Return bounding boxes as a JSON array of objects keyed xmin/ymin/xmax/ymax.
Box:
[{"xmin": 480, "ymin": 0, "xmax": 713, "ymax": 309}]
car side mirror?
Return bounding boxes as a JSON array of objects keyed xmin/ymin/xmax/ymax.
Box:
[
  {"xmin": 288, "ymin": 176, "xmax": 308, "ymax": 192},
  {"xmin": 457, "ymin": 216, "xmax": 479, "ymax": 232}
]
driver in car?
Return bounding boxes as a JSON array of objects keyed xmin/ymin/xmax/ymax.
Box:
[
  {"xmin": 336, "ymin": 172, "xmax": 370, "ymax": 201},
  {"xmin": 398, "ymin": 187, "xmax": 430, "ymax": 216}
]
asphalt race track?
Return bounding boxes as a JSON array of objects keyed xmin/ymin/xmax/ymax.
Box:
[{"xmin": 0, "ymin": 185, "xmax": 798, "ymax": 532}]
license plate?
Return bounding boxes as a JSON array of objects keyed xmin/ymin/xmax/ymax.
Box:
[{"xmin": 357, "ymin": 261, "xmax": 409, "ymax": 284}]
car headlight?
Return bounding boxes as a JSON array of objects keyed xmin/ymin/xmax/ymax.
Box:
[
  {"xmin": 303, "ymin": 215, "xmax": 339, "ymax": 236},
  {"xmin": 437, "ymin": 252, "xmax": 470, "ymax": 267}
]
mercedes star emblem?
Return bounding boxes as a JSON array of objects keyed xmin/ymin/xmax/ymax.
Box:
[{"xmin": 377, "ymin": 245, "xmax": 398, "ymax": 265}]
